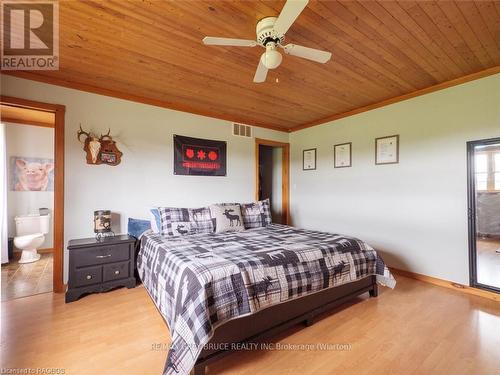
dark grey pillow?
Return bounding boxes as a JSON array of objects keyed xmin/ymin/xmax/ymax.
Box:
[
  {"xmin": 158, "ymin": 206, "xmax": 214, "ymax": 237},
  {"xmin": 240, "ymin": 198, "xmax": 272, "ymax": 229}
]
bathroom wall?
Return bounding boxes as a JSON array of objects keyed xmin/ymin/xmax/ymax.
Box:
[{"xmin": 5, "ymin": 123, "xmax": 54, "ymax": 249}]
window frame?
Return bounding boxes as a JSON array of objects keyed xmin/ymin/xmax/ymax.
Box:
[{"xmin": 474, "ymin": 147, "xmax": 500, "ymax": 193}]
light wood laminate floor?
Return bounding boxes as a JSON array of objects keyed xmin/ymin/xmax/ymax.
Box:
[
  {"xmin": 1, "ymin": 276, "xmax": 499, "ymax": 375},
  {"xmin": 477, "ymin": 238, "xmax": 500, "ymax": 289}
]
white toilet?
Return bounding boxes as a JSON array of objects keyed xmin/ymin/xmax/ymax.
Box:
[{"xmin": 14, "ymin": 214, "xmax": 50, "ymax": 264}]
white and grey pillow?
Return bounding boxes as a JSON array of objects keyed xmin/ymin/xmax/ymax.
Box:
[
  {"xmin": 209, "ymin": 204, "xmax": 244, "ymax": 233},
  {"xmin": 241, "ymin": 199, "xmax": 272, "ymax": 229},
  {"xmin": 149, "ymin": 208, "xmax": 161, "ymax": 233},
  {"xmin": 158, "ymin": 206, "xmax": 214, "ymax": 237}
]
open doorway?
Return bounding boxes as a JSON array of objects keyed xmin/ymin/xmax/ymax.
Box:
[
  {"xmin": 1, "ymin": 96, "xmax": 65, "ymax": 299},
  {"xmin": 255, "ymin": 138, "xmax": 289, "ymax": 225},
  {"xmin": 467, "ymin": 137, "xmax": 500, "ymax": 294}
]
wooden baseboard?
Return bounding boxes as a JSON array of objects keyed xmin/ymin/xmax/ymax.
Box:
[
  {"xmin": 38, "ymin": 248, "xmax": 54, "ymax": 254},
  {"xmin": 391, "ymin": 268, "xmax": 499, "ymax": 302}
]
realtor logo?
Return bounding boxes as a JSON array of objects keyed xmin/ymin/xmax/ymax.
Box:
[{"xmin": 1, "ymin": 1, "xmax": 59, "ymax": 70}]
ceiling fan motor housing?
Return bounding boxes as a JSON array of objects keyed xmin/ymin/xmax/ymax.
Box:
[{"xmin": 256, "ymin": 17, "xmax": 285, "ymax": 46}]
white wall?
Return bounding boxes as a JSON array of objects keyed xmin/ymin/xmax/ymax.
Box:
[
  {"xmin": 3, "ymin": 73, "xmax": 499, "ymax": 286},
  {"xmin": 5, "ymin": 123, "xmax": 54, "ymax": 248},
  {"xmin": 290, "ymin": 73, "xmax": 500, "ymax": 285},
  {"xmin": 1, "ymin": 75, "xmax": 288, "ymax": 281}
]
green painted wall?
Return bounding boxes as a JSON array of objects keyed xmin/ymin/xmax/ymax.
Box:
[{"xmin": 290, "ymin": 73, "xmax": 500, "ymax": 284}]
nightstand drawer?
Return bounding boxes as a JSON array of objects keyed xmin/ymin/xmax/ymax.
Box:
[
  {"xmin": 72, "ymin": 243, "xmax": 130, "ymax": 267},
  {"xmin": 74, "ymin": 265, "xmax": 102, "ymax": 287},
  {"xmin": 103, "ymin": 262, "xmax": 130, "ymax": 282}
]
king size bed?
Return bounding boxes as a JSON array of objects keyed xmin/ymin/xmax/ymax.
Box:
[{"xmin": 137, "ymin": 222, "xmax": 395, "ymax": 375}]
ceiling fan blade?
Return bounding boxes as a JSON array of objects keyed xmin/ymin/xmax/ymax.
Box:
[
  {"xmin": 202, "ymin": 37, "xmax": 257, "ymax": 47},
  {"xmin": 272, "ymin": 0, "xmax": 309, "ymax": 36},
  {"xmin": 282, "ymin": 43, "xmax": 332, "ymax": 63},
  {"xmin": 253, "ymin": 59, "xmax": 268, "ymax": 83}
]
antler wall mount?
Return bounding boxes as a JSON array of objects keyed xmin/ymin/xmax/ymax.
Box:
[{"xmin": 77, "ymin": 124, "xmax": 123, "ymax": 166}]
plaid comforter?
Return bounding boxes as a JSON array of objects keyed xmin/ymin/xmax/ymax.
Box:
[{"xmin": 137, "ymin": 224, "xmax": 395, "ymax": 375}]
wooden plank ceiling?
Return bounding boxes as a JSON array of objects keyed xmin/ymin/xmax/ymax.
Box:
[{"xmin": 7, "ymin": 0, "xmax": 500, "ymax": 131}]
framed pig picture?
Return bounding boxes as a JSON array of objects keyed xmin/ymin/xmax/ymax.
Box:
[{"xmin": 10, "ymin": 156, "xmax": 54, "ymax": 191}]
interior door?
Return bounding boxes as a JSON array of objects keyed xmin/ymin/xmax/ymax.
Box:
[
  {"xmin": 467, "ymin": 137, "xmax": 500, "ymax": 293},
  {"xmin": 255, "ymin": 139, "xmax": 289, "ymax": 225}
]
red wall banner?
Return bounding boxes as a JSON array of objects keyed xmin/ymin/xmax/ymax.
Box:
[{"xmin": 173, "ymin": 135, "xmax": 227, "ymax": 176}]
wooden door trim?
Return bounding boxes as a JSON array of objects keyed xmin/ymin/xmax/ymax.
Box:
[
  {"xmin": 1, "ymin": 95, "xmax": 65, "ymax": 293},
  {"xmin": 0, "ymin": 117, "xmax": 55, "ymax": 128},
  {"xmin": 255, "ymin": 138, "xmax": 290, "ymax": 225}
]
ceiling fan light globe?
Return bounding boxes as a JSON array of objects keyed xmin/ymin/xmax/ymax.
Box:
[{"xmin": 262, "ymin": 50, "xmax": 283, "ymax": 70}]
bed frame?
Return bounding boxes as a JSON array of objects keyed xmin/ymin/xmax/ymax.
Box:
[{"xmin": 188, "ymin": 275, "xmax": 378, "ymax": 375}]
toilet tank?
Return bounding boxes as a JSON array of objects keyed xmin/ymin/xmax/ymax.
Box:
[{"xmin": 15, "ymin": 214, "xmax": 51, "ymax": 236}]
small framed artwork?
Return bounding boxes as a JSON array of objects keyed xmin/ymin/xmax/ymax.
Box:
[
  {"xmin": 303, "ymin": 148, "xmax": 317, "ymax": 170},
  {"xmin": 100, "ymin": 152, "xmax": 117, "ymax": 164},
  {"xmin": 375, "ymin": 135, "xmax": 399, "ymax": 165},
  {"xmin": 334, "ymin": 142, "xmax": 352, "ymax": 168}
]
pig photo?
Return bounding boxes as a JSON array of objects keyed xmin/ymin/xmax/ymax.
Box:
[{"xmin": 11, "ymin": 157, "xmax": 54, "ymax": 192}]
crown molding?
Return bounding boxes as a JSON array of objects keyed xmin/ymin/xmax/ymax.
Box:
[
  {"xmin": 2, "ymin": 71, "xmax": 289, "ymax": 133},
  {"xmin": 290, "ymin": 66, "xmax": 500, "ymax": 132},
  {"xmin": 4, "ymin": 66, "xmax": 499, "ymax": 134}
]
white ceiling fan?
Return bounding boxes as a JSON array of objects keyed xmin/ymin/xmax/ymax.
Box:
[{"xmin": 202, "ymin": 0, "xmax": 332, "ymax": 83}]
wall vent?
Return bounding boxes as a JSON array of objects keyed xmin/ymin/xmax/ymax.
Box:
[{"xmin": 232, "ymin": 123, "xmax": 252, "ymax": 138}]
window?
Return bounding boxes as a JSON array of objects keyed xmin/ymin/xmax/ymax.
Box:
[
  {"xmin": 475, "ymin": 147, "xmax": 500, "ymax": 192},
  {"xmin": 475, "ymin": 153, "xmax": 488, "ymax": 191}
]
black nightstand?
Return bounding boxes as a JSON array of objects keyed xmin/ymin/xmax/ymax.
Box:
[{"xmin": 66, "ymin": 235, "xmax": 137, "ymax": 303}]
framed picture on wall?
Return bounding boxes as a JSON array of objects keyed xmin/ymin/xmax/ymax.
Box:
[
  {"xmin": 303, "ymin": 148, "xmax": 316, "ymax": 170},
  {"xmin": 10, "ymin": 156, "xmax": 54, "ymax": 191},
  {"xmin": 334, "ymin": 142, "xmax": 352, "ymax": 168},
  {"xmin": 375, "ymin": 135, "xmax": 399, "ymax": 165}
]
